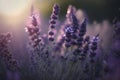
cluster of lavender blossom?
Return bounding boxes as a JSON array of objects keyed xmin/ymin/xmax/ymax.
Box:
[
  {"xmin": 24, "ymin": 4, "xmax": 109, "ymax": 80},
  {"xmin": 0, "ymin": 3, "xmax": 119, "ymax": 80},
  {"xmin": 0, "ymin": 32, "xmax": 18, "ymax": 71}
]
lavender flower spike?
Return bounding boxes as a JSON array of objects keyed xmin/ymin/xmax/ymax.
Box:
[
  {"xmin": 89, "ymin": 34, "xmax": 99, "ymax": 58},
  {"xmin": 48, "ymin": 3, "xmax": 60, "ymax": 41}
]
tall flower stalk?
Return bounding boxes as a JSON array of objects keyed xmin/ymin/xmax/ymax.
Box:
[{"xmin": 48, "ymin": 4, "xmax": 60, "ymax": 42}]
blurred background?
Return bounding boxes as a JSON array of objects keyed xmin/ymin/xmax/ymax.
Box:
[{"xmin": 0, "ymin": 0, "xmax": 120, "ymax": 27}]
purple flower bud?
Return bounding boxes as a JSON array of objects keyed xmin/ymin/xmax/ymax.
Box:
[
  {"xmin": 50, "ymin": 20, "xmax": 56, "ymax": 24},
  {"xmin": 48, "ymin": 31, "xmax": 54, "ymax": 36},
  {"xmin": 53, "ymin": 4, "xmax": 59, "ymax": 10},
  {"xmin": 48, "ymin": 37, "xmax": 54, "ymax": 41},
  {"xmin": 32, "ymin": 16, "xmax": 38, "ymax": 26},
  {"xmin": 51, "ymin": 14, "xmax": 58, "ymax": 20},
  {"xmin": 53, "ymin": 4, "xmax": 60, "ymax": 15},
  {"xmin": 49, "ymin": 25, "xmax": 55, "ymax": 29},
  {"xmin": 53, "ymin": 11, "xmax": 59, "ymax": 15}
]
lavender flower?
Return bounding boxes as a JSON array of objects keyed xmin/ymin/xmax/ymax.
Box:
[
  {"xmin": 89, "ymin": 34, "xmax": 99, "ymax": 63},
  {"xmin": 79, "ymin": 18, "xmax": 87, "ymax": 36},
  {"xmin": 15, "ymin": 3, "xmax": 109, "ymax": 80},
  {"xmin": 64, "ymin": 24, "xmax": 73, "ymax": 48},
  {"xmin": 63, "ymin": 5, "xmax": 79, "ymax": 47},
  {"xmin": 77, "ymin": 18, "xmax": 87, "ymax": 47},
  {"xmin": 83, "ymin": 35, "xmax": 90, "ymax": 53},
  {"xmin": 66, "ymin": 5, "xmax": 79, "ymax": 46},
  {"xmin": 48, "ymin": 4, "xmax": 60, "ymax": 42},
  {"xmin": 0, "ymin": 32, "xmax": 19, "ymax": 71},
  {"xmin": 25, "ymin": 6, "xmax": 42, "ymax": 48}
]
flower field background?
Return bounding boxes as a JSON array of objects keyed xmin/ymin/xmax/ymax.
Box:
[{"xmin": 0, "ymin": 1, "xmax": 120, "ymax": 80}]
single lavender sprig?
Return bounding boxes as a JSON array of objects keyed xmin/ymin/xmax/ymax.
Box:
[
  {"xmin": 25, "ymin": 6, "xmax": 42, "ymax": 48},
  {"xmin": 71, "ymin": 11, "xmax": 79, "ymax": 32},
  {"xmin": 0, "ymin": 32, "xmax": 19, "ymax": 71},
  {"xmin": 78, "ymin": 36, "xmax": 90, "ymax": 61},
  {"xmin": 63, "ymin": 5, "xmax": 78, "ymax": 47},
  {"xmin": 89, "ymin": 34, "xmax": 99, "ymax": 63},
  {"xmin": 48, "ymin": 3, "xmax": 60, "ymax": 42},
  {"xmin": 64, "ymin": 24, "xmax": 74, "ymax": 48},
  {"xmin": 70, "ymin": 14, "xmax": 79, "ymax": 45},
  {"xmin": 77, "ymin": 18, "xmax": 87, "ymax": 47},
  {"xmin": 72, "ymin": 19, "xmax": 87, "ymax": 60},
  {"xmin": 66, "ymin": 5, "xmax": 79, "ymax": 46}
]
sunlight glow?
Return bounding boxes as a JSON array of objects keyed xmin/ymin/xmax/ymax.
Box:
[{"xmin": 0, "ymin": 0, "xmax": 32, "ymax": 26}]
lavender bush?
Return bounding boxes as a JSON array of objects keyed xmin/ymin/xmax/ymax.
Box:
[
  {"xmin": 0, "ymin": 3, "xmax": 119, "ymax": 80},
  {"xmin": 23, "ymin": 4, "xmax": 109, "ymax": 80}
]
